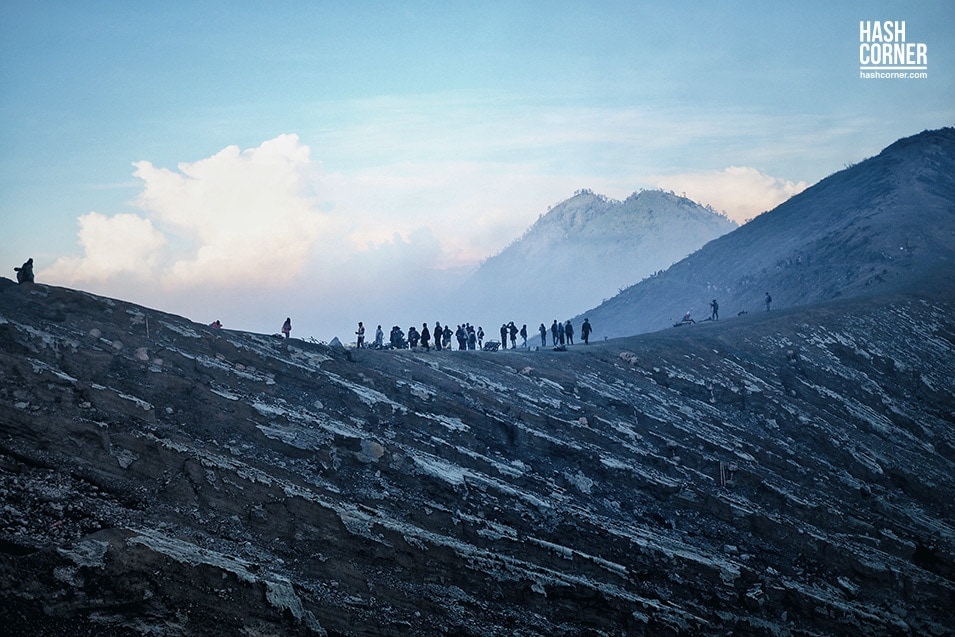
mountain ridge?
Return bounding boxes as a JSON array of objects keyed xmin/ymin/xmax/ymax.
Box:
[{"xmin": 577, "ymin": 127, "xmax": 955, "ymax": 338}]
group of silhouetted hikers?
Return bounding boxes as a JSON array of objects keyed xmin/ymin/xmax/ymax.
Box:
[
  {"xmin": 355, "ymin": 317, "xmax": 594, "ymax": 351},
  {"xmin": 676, "ymin": 294, "xmax": 772, "ymax": 327},
  {"xmin": 13, "ymin": 256, "xmax": 772, "ymax": 346},
  {"xmin": 382, "ymin": 322, "xmax": 481, "ymax": 351}
]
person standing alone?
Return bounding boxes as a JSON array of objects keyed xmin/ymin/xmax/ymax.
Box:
[{"xmin": 355, "ymin": 322, "xmax": 365, "ymax": 348}]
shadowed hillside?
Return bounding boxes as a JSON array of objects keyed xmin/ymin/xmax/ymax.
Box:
[
  {"xmin": 1, "ymin": 274, "xmax": 952, "ymax": 635},
  {"xmin": 578, "ymin": 127, "xmax": 955, "ymax": 338}
]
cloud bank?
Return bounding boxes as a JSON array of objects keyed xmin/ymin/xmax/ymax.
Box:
[
  {"xmin": 41, "ymin": 135, "xmax": 521, "ymax": 337},
  {"xmin": 134, "ymin": 134, "xmax": 327, "ymax": 287},
  {"xmin": 47, "ymin": 134, "xmax": 327, "ymax": 288}
]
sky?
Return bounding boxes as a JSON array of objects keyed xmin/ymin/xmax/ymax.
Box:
[{"xmin": 1, "ymin": 1, "xmax": 953, "ymax": 341}]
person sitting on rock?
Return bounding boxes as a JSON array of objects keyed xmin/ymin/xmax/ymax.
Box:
[{"xmin": 14, "ymin": 258, "xmax": 34, "ymax": 284}]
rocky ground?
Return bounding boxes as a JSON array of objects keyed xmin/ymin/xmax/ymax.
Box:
[{"xmin": 1, "ymin": 278, "xmax": 953, "ymax": 635}]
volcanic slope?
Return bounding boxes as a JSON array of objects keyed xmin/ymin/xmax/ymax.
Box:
[
  {"xmin": 1, "ymin": 276, "xmax": 952, "ymax": 636},
  {"xmin": 579, "ymin": 127, "xmax": 955, "ymax": 338},
  {"xmin": 458, "ymin": 189, "xmax": 736, "ymax": 329}
]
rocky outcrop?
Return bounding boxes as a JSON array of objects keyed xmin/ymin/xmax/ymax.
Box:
[{"xmin": 1, "ymin": 278, "xmax": 953, "ymax": 635}]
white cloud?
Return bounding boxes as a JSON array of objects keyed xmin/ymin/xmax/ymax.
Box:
[
  {"xmin": 133, "ymin": 133, "xmax": 328, "ymax": 286},
  {"xmin": 44, "ymin": 212, "xmax": 166, "ymax": 283},
  {"xmin": 44, "ymin": 134, "xmax": 334, "ymax": 297},
  {"xmin": 649, "ymin": 166, "xmax": 809, "ymax": 223}
]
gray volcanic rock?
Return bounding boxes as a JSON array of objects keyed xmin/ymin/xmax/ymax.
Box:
[
  {"xmin": 0, "ymin": 275, "xmax": 952, "ymax": 636},
  {"xmin": 580, "ymin": 127, "xmax": 955, "ymax": 337}
]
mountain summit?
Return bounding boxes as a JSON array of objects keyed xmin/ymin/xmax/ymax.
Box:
[
  {"xmin": 579, "ymin": 127, "xmax": 955, "ymax": 337},
  {"xmin": 459, "ymin": 189, "xmax": 736, "ymax": 328}
]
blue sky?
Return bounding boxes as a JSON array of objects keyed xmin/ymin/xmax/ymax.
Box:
[{"xmin": 1, "ymin": 1, "xmax": 952, "ymax": 340}]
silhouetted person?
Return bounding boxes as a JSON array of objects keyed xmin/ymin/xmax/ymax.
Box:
[
  {"xmin": 765, "ymin": 292, "xmax": 772, "ymax": 311},
  {"xmin": 421, "ymin": 323, "xmax": 431, "ymax": 351},
  {"xmin": 710, "ymin": 299, "xmax": 719, "ymax": 320},
  {"xmin": 500, "ymin": 324, "xmax": 508, "ymax": 349},
  {"xmin": 282, "ymin": 317, "xmax": 291, "ymax": 339},
  {"xmin": 508, "ymin": 322, "xmax": 518, "ymax": 349},
  {"xmin": 520, "ymin": 324, "xmax": 528, "ymax": 348},
  {"xmin": 581, "ymin": 318, "xmax": 592, "ymax": 344},
  {"xmin": 14, "ymin": 258, "xmax": 34, "ymax": 284},
  {"xmin": 434, "ymin": 322, "xmax": 443, "ymax": 351},
  {"xmin": 477, "ymin": 326, "xmax": 484, "ymax": 348},
  {"xmin": 557, "ymin": 321, "xmax": 565, "ymax": 346},
  {"xmin": 564, "ymin": 320, "xmax": 574, "ymax": 345},
  {"xmin": 375, "ymin": 325, "xmax": 384, "ymax": 348},
  {"xmin": 551, "ymin": 320, "xmax": 559, "ymax": 345},
  {"xmin": 539, "ymin": 323, "xmax": 547, "ymax": 347}
]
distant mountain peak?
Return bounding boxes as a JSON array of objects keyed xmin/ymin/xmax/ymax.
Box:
[{"xmin": 457, "ymin": 189, "xmax": 736, "ymax": 327}]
